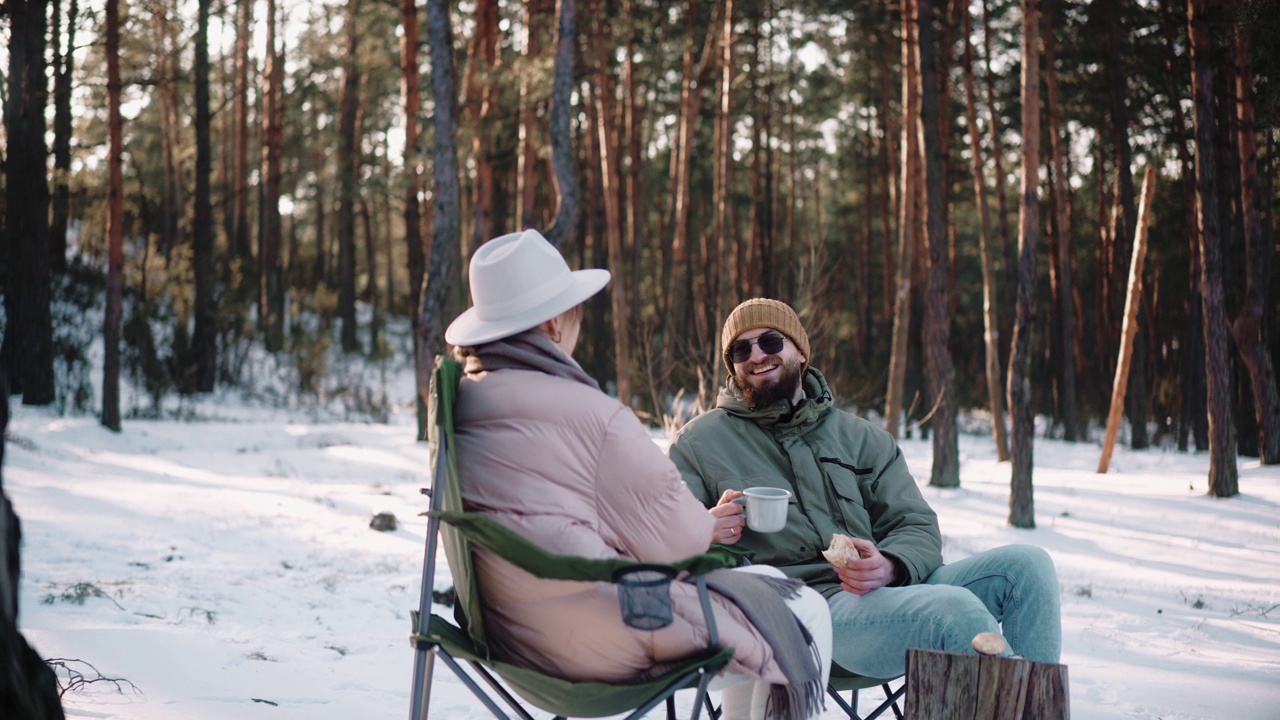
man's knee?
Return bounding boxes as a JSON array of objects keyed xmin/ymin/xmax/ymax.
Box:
[
  {"xmin": 927, "ymin": 586, "xmax": 999, "ymax": 652},
  {"xmin": 1001, "ymin": 544, "xmax": 1059, "ymax": 590}
]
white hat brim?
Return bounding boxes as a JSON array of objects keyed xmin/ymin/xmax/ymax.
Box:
[{"xmin": 444, "ymin": 268, "xmax": 611, "ymax": 346}]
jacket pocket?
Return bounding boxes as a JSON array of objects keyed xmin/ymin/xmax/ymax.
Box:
[
  {"xmin": 821, "ymin": 459, "xmax": 871, "ymax": 521},
  {"xmin": 819, "ymin": 456, "xmax": 873, "ymax": 475}
]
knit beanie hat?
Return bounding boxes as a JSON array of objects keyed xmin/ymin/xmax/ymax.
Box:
[{"xmin": 720, "ymin": 298, "xmax": 810, "ymax": 373}]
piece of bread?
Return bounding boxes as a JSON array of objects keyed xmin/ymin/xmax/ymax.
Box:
[{"xmin": 822, "ymin": 533, "xmax": 861, "ymax": 568}]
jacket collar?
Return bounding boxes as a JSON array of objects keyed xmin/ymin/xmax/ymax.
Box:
[{"xmin": 716, "ymin": 367, "xmax": 834, "ymax": 431}]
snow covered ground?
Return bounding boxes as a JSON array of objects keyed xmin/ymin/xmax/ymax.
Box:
[{"xmin": 6, "ymin": 384, "xmax": 1279, "ymax": 719}]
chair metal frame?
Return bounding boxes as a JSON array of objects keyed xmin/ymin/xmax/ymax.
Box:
[
  {"xmin": 825, "ymin": 675, "xmax": 905, "ymax": 720},
  {"xmin": 409, "ymin": 357, "xmax": 733, "ymax": 720}
]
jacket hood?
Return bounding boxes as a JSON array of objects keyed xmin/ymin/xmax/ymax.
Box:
[{"xmin": 716, "ymin": 367, "xmax": 834, "ymax": 431}]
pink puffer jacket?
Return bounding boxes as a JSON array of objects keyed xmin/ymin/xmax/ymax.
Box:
[{"xmin": 454, "ymin": 366, "xmax": 788, "ymax": 684}]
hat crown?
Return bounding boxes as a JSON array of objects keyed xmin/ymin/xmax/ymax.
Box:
[
  {"xmin": 444, "ymin": 228, "xmax": 611, "ymax": 347},
  {"xmin": 470, "ymin": 230, "xmax": 573, "ymax": 321}
]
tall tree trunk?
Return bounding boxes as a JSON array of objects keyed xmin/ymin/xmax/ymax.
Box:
[
  {"xmin": 709, "ymin": 0, "xmax": 734, "ymax": 364},
  {"xmin": 232, "ymin": 0, "xmax": 254, "ymax": 262},
  {"xmin": 917, "ymin": 0, "xmax": 958, "ymax": 487},
  {"xmin": 670, "ymin": 2, "xmax": 720, "ymax": 297},
  {"xmin": 517, "ymin": 0, "xmax": 553, "ymax": 230},
  {"xmin": 1101, "ymin": 0, "xmax": 1149, "ymax": 450},
  {"xmin": 1228, "ymin": 26, "xmax": 1280, "ymax": 463},
  {"xmin": 338, "ymin": 0, "xmax": 362, "ymax": 353},
  {"xmin": 982, "ymin": 0, "xmax": 1015, "ymax": 323},
  {"xmin": 360, "ymin": 199, "xmax": 380, "ymax": 352},
  {"xmin": 858, "ymin": 85, "xmax": 874, "ymax": 363},
  {"xmin": 591, "ymin": 4, "xmax": 633, "ymax": 406},
  {"xmin": 2, "ymin": 0, "xmax": 54, "ymax": 405},
  {"xmin": 417, "ymin": 0, "xmax": 463, "ymax": 439},
  {"xmin": 218, "ymin": 46, "xmax": 236, "ymax": 285},
  {"xmin": 1008, "ymin": 0, "xmax": 1040, "ymax": 529},
  {"xmin": 466, "ymin": 0, "xmax": 499, "ymax": 253},
  {"xmin": 886, "ymin": 0, "xmax": 920, "ymax": 440},
  {"xmin": 1187, "ymin": 0, "xmax": 1238, "ymax": 496},
  {"xmin": 963, "ymin": 8, "xmax": 1009, "ymax": 461},
  {"xmin": 156, "ymin": 9, "xmax": 183, "ymax": 262},
  {"xmin": 749, "ymin": 3, "xmax": 769, "ymax": 299},
  {"xmin": 543, "ymin": 0, "xmax": 580, "ymax": 249},
  {"xmin": 660, "ymin": 0, "xmax": 721, "ymax": 386},
  {"xmin": 102, "ymin": 0, "xmax": 124, "ymax": 432},
  {"xmin": 757, "ymin": 8, "xmax": 778, "ymax": 295},
  {"xmin": 879, "ymin": 27, "xmax": 898, "ymax": 324},
  {"xmin": 401, "ymin": 0, "xmax": 427, "ymax": 426},
  {"xmin": 1157, "ymin": 0, "xmax": 1207, "ymax": 452},
  {"xmin": 1043, "ymin": 0, "xmax": 1078, "ymax": 441},
  {"xmin": 622, "ymin": 0, "xmax": 645, "ymax": 367},
  {"xmin": 50, "ymin": 0, "xmax": 77, "ymax": 274},
  {"xmin": 193, "ymin": 0, "xmax": 217, "ymax": 392},
  {"xmin": 311, "ymin": 112, "xmax": 329, "ymax": 287},
  {"xmin": 260, "ymin": 0, "xmax": 284, "ymax": 352}
]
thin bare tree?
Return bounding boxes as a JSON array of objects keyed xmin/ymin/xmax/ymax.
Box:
[
  {"xmin": 231, "ymin": 0, "xmax": 254, "ymax": 262},
  {"xmin": 260, "ymin": 0, "xmax": 285, "ymax": 352},
  {"xmin": 416, "ymin": 0, "xmax": 463, "ymax": 440},
  {"xmin": 962, "ymin": 6, "xmax": 1009, "ymax": 461},
  {"xmin": 591, "ymin": 3, "xmax": 634, "ymax": 406},
  {"xmin": 917, "ymin": 0, "xmax": 958, "ymax": 487},
  {"xmin": 1043, "ymin": 0, "xmax": 1079, "ymax": 441},
  {"xmin": 1008, "ymin": 0, "xmax": 1041, "ymax": 529},
  {"xmin": 193, "ymin": 0, "xmax": 217, "ymax": 392},
  {"xmin": 50, "ymin": 0, "xmax": 79, "ymax": 273},
  {"xmin": 102, "ymin": 0, "xmax": 124, "ymax": 432},
  {"xmin": 1229, "ymin": 24, "xmax": 1280, "ymax": 464},
  {"xmin": 542, "ymin": 0, "xmax": 580, "ymax": 249},
  {"xmin": 337, "ymin": 0, "xmax": 362, "ymax": 352},
  {"xmin": 1187, "ymin": 0, "xmax": 1238, "ymax": 496},
  {"xmin": 886, "ymin": 0, "xmax": 921, "ymax": 440}
]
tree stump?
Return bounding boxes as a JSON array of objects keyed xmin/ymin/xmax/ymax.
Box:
[{"xmin": 905, "ymin": 648, "xmax": 1069, "ymax": 719}]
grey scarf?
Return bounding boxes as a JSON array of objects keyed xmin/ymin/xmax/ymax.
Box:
[
  {"xmin": 698, "ymin": 571, "xmax": 824, "ymax": 720},
  {"xmin": 457, "ymin": 329, "xmax": 599, "ymax": 389}
]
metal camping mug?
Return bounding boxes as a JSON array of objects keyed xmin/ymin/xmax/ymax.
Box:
[{"xmin": 732, "ymin": 487, "xmax": 792, "ymax": 533}]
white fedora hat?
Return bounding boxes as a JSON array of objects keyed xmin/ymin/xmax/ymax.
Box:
[{"xmin": 444, "ymin": 228, "xmax": 610, "ymax": 346}]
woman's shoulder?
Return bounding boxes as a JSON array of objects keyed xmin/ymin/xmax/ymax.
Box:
[{"xmin": 463, "ymin": 367, "xmax": 621, "ymax": 418}]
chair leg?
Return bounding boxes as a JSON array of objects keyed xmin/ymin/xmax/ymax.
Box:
[
  {"xmin": 409, "ymin": 647, "xmax": 436, "ymax": 720},
  {"xmin": 861, "ymin": 682, "xmax": 905, "ymax": 720},
  {"xmin": 703, "ymin": 692, "xmax": 721, "ymax": 720},
  {"xmin": 825, "ymin": 686, "xmax": 862, "ymax": 719}
]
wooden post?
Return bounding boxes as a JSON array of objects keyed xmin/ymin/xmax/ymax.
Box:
[
  {"xmin": 1097, "ymin": 166, "xmax": 1157, "ymax": 473},
  {"xmin": 906, "ymin": 648, "xmax": 1070, "ymax": 719}
]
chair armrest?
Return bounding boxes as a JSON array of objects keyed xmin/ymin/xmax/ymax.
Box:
[{"xmin": 428, "ymin": 510, "xmax": 737, "ymax": 582}]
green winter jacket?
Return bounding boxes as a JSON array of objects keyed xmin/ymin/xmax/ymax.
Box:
[{"xmin": 669, "ymin": 367, "xmax": 942, "ymax": 599}]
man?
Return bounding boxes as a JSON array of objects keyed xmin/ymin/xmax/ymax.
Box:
[{"xmin": 670, "ymin": 298, "xmax": 1061, "ymax": 681}]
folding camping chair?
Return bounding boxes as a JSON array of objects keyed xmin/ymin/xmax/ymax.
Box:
[
  {"xmin": 409, "ymin": 356, "xmax": 739, "ymax": 720},
  {"xmin": 825, "ymin": 667, "xmax": 905, "ymax": 720}
]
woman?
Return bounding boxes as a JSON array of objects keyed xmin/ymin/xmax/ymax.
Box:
[{"xmin": 444, "ymin": 229, "xmax": 831, "ymax": 720}]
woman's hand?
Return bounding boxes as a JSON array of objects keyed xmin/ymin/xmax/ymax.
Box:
[
  {"xmin": 834, "ymin": 537, "xmax": 899, "ymax": 595},
  {"xmin": 709, "ymin": 489, "xmax": 746, "ymax": 545}
]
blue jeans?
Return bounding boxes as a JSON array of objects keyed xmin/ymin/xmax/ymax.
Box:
[{"xmin": 827, "ymin": 544, "xmax": 1061, "ymax": 679}]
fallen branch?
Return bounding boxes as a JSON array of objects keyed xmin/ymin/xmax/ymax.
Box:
[{"xmin": 46, "ymin": 657, "xmax": 141, "ymax": 699}]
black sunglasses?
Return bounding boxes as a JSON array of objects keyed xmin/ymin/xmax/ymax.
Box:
[{"xmin": 727, "ymin": 331, "xmax": 787, "ymax": 364}]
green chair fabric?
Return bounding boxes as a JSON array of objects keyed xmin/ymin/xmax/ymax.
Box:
[{"xmin": 410, "ymin": 356, "xmax": 736, "ymax": 720}]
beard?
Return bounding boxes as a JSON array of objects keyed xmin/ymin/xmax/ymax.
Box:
[{"xmin": 734, "ymin": 355, "xmax": 805, "ymax": 409}]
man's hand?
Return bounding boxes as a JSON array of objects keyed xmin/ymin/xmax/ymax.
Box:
[
  {"xmin": 834, "ymin": 536, "xmax": 899, "ymax": 595},
  {"xmin": 709, "ymin": 489, "xmax": 746, "ymax": 545}
]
